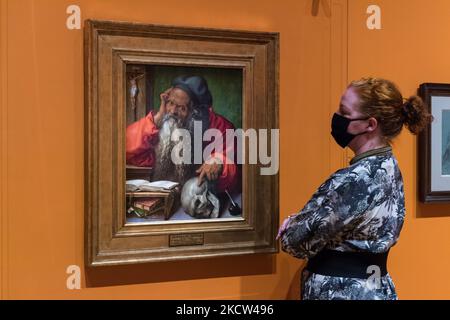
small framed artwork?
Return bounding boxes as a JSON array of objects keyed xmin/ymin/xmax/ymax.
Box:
[
  {"xmin": 84, "ymin": 20, "xmax": 279, "ymax": 266},
  {"xmin": 418, "ymin": 83, "xmax": 450, "ymax": 203}
]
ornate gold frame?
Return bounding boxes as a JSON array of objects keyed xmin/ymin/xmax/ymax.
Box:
[{"xmin": 84, "ymin": 20, "xmax": 279, "ymax": 266}]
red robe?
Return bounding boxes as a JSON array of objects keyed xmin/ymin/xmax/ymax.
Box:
[{"xmin": 126, "ymin": 108, "xmax": 240, "ymax": 193}]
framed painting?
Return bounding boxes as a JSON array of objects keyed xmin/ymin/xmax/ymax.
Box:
[
  {"xmin": 84, "ymin": 20, "xmax": 279, "ymax": 266},
  {"xmin": 418, "ymin": 83, "xmax": 450, "ymax": 203}
]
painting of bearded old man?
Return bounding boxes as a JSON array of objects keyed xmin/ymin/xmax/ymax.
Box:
[{"xmin": 126, "ymin": 75, "xmax": 242, "ymax": 221}]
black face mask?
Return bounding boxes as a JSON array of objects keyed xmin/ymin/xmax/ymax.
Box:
[{"xmin": 331, "ymin": 113, "xmax": 370, "ymax": 148}]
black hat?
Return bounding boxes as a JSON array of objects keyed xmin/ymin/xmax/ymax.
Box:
[{"xmin": 172, "ymin": 75, "xmax": 212, "ymax": 107}]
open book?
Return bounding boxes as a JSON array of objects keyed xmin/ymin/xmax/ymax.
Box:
[{"xmin": 126, "ymin": 179, "xmax": 179, "ymax": 193}]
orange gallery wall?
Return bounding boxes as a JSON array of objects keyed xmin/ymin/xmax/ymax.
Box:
[{"xmin": 1, "ymin": 0, "xmax": 449, "ymax": 300}]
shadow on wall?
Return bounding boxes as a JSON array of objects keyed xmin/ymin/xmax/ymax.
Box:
[
  {"xmin": 416, "ymin": 202, "xmax": 450, "ymax": 219},
  {"xmin": 274, "ymin": 259, "xmax": 306, "ymax": 300},
  {"xmin": 287, "ymin": 267, "xmax": 303, "ymax": 299},
  {"xmin": 85, "ymin": 254, "xmax": 276, "ymax": 288},
  {"xmin": 237, "ymin": 256, "xmax": 306, "ymax": 300}
]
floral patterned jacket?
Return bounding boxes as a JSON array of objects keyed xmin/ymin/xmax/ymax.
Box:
[{"xmin": 280, "ymin": 146, "xmax": 405, "ymax": 300}]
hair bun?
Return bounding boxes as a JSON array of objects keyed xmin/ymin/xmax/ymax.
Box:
[
  {"xmin": 402, "ymin": 96, "xmax": 433, "ymax": 135},
  {"xmin": 401, "ymin": 101, "xmax": 412, "ymax": 117}
]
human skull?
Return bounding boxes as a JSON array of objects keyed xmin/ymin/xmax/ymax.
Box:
[{"xmin": 181, "ymin": 177, "xmax": 220, "ymax": 219}]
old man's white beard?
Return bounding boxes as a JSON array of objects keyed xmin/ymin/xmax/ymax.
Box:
[{"xmin": 152, "ymin": 114, "xmax": 199, "ymax": 186}]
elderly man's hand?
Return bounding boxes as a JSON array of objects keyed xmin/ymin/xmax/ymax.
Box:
[
  {"xmin": 196, "ymin": 162, "xmax": 223, "ymax": 186},
  {"xmin": 154, "ymin": 87, "xmax": 172, "ymax": 127}
]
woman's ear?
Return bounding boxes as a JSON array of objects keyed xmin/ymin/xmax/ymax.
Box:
[{"xmin": 367, "ymin": 117, "xmax": 378, "ymax": 132}]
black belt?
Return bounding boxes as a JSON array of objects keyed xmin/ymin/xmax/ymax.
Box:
[{"xmin": 306, "ymin": 249, "xmax": 389, "ymax": 279}]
